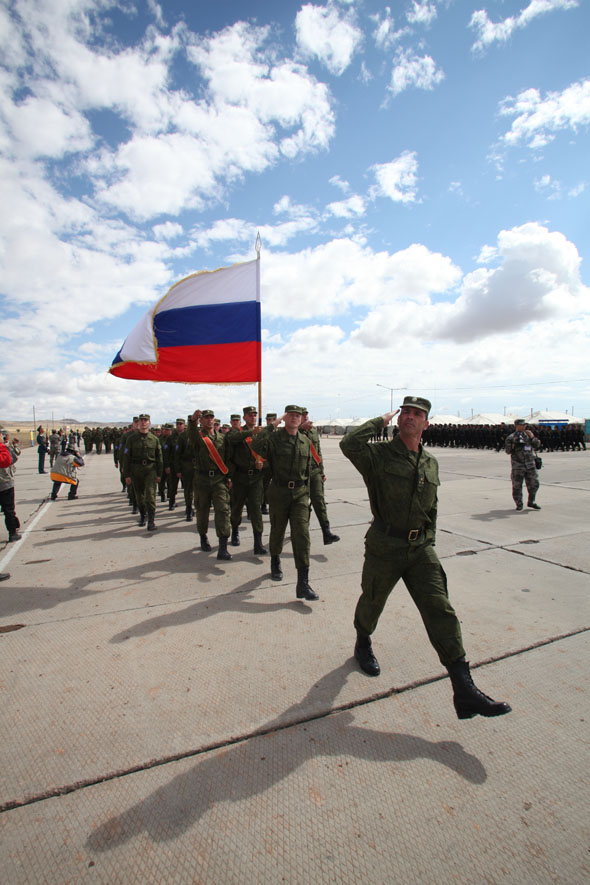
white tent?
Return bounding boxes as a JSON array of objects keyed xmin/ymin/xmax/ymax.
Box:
[
  {"xmin": 528, "ymin": 410, "xmax": 584, "ymax": 425},
  {"xmin": 466, "ymin": 413, "xmax": 510, "ymax": 425},
  {"xmin": 428, "ymin": 414, "xmax": 467, "ymax": 425}
]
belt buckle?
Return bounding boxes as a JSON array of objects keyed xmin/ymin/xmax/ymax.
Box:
[
  {"xmin": 248, "ymin": 469, "xmax": 254, "ymax": 475},
  {"xmin": 142, "ymin": 459, "xmax": 147, "ymax": 466},
  {"xmin": 287, "ymin": 480, "xmax": 295, "ymax": 489},
  {"xmin": 208, "ymin": 470, "xmax": 215, "ymax": 477},
  {"xmin": 408, "ymin": 529, "xmax": 419, "ymax": 541}
]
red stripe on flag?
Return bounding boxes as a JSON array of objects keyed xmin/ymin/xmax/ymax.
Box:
[{"xmin": 109, "ymin": 342, "xmax": 261, "ymax": 383}]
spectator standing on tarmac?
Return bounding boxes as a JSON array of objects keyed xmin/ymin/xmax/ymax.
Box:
[
  {"xmin": 0, "ymin": 439, "xmax": 14, "ymax": 580},
  {"xmin": 504, "ymin": 418, "xmax": 541, "ymax": 511},
  {"xmin": 300, "ymin": 408, "xmax": 340, "ymax": 545},
  {"xmin": 0, "ymin": 431, "xmax": 22, "ymax": 542},
  {"xmin": 50, "ymin": 444, "xmax": 85, "ymax": 500},
  {"xmin": 122, "ymin": 414, "xmax": 162, "ymax": 531},
  {"xmin": 250, "ymin": 406, "xmax": 318, "ymax": 601},
  {"xmin": 227, "ymin": 406, "xmax": 267, "ymax": 555},
  {"xmin": 189, "ymin": 409, "xmax": 233, "ymax": 561},
  {"xmin": 340, "ymin": 396, "xmax": 512, "ymax": 720},
  {"xmin": 36, "ymin": 426, "xmax": 49, "ymax": 473}
]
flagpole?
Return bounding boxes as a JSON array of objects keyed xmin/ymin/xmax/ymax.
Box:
[{"xmin": 255, "ymin": 232, "xmax": 262, "ymax": 424}]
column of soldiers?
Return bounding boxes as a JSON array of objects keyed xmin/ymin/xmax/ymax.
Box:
[
  {"xmin": 114, "ymin": 405, "xmax": 341, "ymax": 599},
  {"xmin": 422, "ymin": 423, "xmax": 586, "ymax": 452}
]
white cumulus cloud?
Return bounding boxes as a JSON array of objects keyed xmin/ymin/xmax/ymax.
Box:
[
  {"xmin": 470, "ymin": 0, "xmax": 578, "ymax": 53},
  {"xmin": 388, "ymin": 48, "xmax": 444, "ymax": 97},
  {"xmin": 369, "ymin": 151, "xmax": 420, "ymax": 203},
  {"xmin": 499, "ymin": 79, "xmax": 590, "ymax": 149},
  {"xmin": 295, "ymin": 3, "xmax": 363, "ymax": 75}
]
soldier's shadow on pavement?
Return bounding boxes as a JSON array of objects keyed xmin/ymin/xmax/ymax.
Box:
[
  {"xmin": 86, "ymin": 662, "xmax": 487, "ymax": 853},
  {"xmin": 109, "ymin": 574, "xmax": 312, "ymax": 644},
  {"xmin": 471, "ymin": 509, "xmax": 522, "ymax": 522}
]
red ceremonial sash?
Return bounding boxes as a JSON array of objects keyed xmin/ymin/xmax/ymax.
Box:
[
  {"xmin": 245, "ymin": 436, "xmax": 265, "ymax": 465},
  {"xmin": 200, "ymin": 433, "xmax": 229, "ymax": 474},
  {"xmin": 309, "ymin": 440, "xmax": 322, "ymax": 467}
]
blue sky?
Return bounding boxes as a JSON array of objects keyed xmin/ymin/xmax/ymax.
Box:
[{"xmin": 1, "ymin": 0, "xmax": 589, "ymax": 424}]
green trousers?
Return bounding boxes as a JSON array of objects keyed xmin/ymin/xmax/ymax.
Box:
[
  {"xmin": 194, "ymin": 477, "xmax": 230, "ymax": 538},
  {"xmin": 131, "ymin": 467, "xmax": 157, "ymax": 513},
  {"xmin": 231, "ymin": 472, "xmax": 264, "ymax": 533},
  {"xmin": 309, "ymin": 470, "xmax": 329, "ymax": 526},
  {"xmin": 268, "ymin": 483, "xmax": 310, "ymax": 568},
  {"xmin": 354, "ymin": 526, "xmax": 465, "ymax": 667}
]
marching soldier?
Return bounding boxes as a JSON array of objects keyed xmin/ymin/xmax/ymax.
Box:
[
  {"xmin": 166, "ymin": 418, "xmax": 185, "ymax": 509},
  {"xmin": 122, "ymin": 414, "xmax": 162, "ymax": 531},
  {"xmin": 300, "ymin": 408, "xmax": 340, "ymax": 545},
  {"xmin": 175, "ymin": 416, "xmax": 196, "ymax": 521},
  {"xmin": 227, "ymin": 406, "xmax": 267, "ymax": 555},
  {"xmin": 261, "ymin": 412, "xmax": 276, "ymax": 515},
  {"xmin": 250, "ymin": 406, "xmax": 318, "ymax": 601},
  {"xmin": 189, "ymin": 409, "xmax": 233, "ymax": 560}
]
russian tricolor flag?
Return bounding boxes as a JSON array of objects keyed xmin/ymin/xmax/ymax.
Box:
[{"xmin": 109, "ymin": 258, "xmax": 261, "ymax": 384}]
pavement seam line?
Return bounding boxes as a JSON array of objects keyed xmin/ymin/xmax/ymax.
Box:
[
  {"xmin": 0, "ymin": 502, "xmax": 52, "ymax": 572},
  {"xmin": 0, "ymin": 625, "xmax": 587, "ymax": 816}
]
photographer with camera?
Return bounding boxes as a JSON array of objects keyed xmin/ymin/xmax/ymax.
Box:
[{"xmin": 504, "ymin": 418, "xmax": 542, "ymax": 511}]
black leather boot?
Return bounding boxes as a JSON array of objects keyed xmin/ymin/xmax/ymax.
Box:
[
  {"xmin": 138, "ymin": 509, "xmax": 146, "ymax": 527},
  {"xmin": 354, "ymin": 633, "xmax": 380, "ymax": 676},
  {"xmin": 270, "ymin": 555, "xmax": 283, "ymax": 581},
  {"xmin": 200, "ymin": 534, "xmax": 211, "ymax": 552},
  {"xmin": 217, "ymin": 536, "xmax": 232, "ymax": 561},
  {"xmin": 527, "ymin": 499, "xmax": 541, "ymax": 510},
  {"xmin": 261, "ymin": 503, "xmax": 268, "ymax": 515},
  {"xmin": 168, "ymin": 498, "xmax": 175, "ymax": 511},
  {"xmin": 296, "ymin": 567, "xmax": 319, "ymax": 600},
  {"xmin": 253, "ymin": 531, "xmax": 267, "ymax": 555},
  {"xmin": 132, "ymin": 502, "xmax": 138, "ymax": 514},
  {"xmin": 147, "ymin": 511, "xmax": 157, "ymax": 531},
  {"xmin": 321, "ymin": 522, "xmax": 340, "ymax": 544},
  {"xmin": 231, "ymin": 526, "xmax": 240, "ymax": 546},
  {"xmin": 186, "ymin": 506, "xmax": 193, "ymax": 521},
  {"xmin": 447, "ymin": 660, "xmax": 512, "ymax": 719}
]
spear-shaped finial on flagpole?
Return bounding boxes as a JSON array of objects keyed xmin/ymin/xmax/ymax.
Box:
[{"xmin": 255, "ymin": 231, "xmax": 261, "ymax": 258}]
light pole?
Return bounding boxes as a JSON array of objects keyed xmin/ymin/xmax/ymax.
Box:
[{"xmin": 376, "ymin": 384, "xmax": 395, "ymax": 411}]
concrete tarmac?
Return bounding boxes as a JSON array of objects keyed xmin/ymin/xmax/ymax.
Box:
[{"xmin": 0, "ymin": 439, "xmax": 588, "ymax": 883}]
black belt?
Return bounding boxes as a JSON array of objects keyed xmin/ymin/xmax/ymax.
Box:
[
  {"xmin": 236, "ymin": 467, "xmax": 257, "ymax": 476},
  {"xmin": 132, "ymin": 460, "xmax": 155, "ymax": 466},
  {"xmin": 372, "ymin": 517, "xmax": 424, "ymax": 541},
  {"xmin": 273, "ymin": 479, "xmax": 307, "ymax": 489},
  {"xmin": 198, "ymin": 469, "xmax": 221, "ymax": 477}
]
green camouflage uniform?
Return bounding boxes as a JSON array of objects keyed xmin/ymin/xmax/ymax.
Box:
[
  {"xmin": 122, "ymin": 431, "xmax": 163, "ymax": 515},
  {"xmin": 250, "ymin": 426, "xmax": 312, "ymax": 568},
  {"xmin": 299, "ymin": 424, "xmax": 329, "ymax": 527},
  {"xmin": 340, "ymin": 417, "xmax": 465, "ymax": 667},
  {"xmin": 504, "ymin": 430, "xmax": 540, "ymax": 507},
  {"xmin": 227, "ymin": 427, "xmax": 264, "ymax": 534},
  {"xmin": 188, "ymin": 420, "xmax": 231, "ymax": 539}
]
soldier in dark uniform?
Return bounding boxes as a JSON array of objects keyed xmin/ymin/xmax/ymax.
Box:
[
  {"xmin": 119, "ymin": 418, "xmax": 139, "ymax": 508},
  {"xmin": 166, "ymin": 419, "xmax": 185, "ymax": 509},
  {"xmin": 82, "ymin": 427, "xmax": 93, "ymax": 455},
  {"xmin": 227, "ymin": 406, "xmax": 267, "ymax": 555},
  {"xmin": 300, "ymin": 408, "xmax": 340, "ymax": 545},
  {"xmin": 122, "ymin": 414, "xmax": 162, "ymax": 531},
  {"xmin": 250, "ymin": 406, "xmax": 318, "ymax": 601},
  {"xmin": 340, "ymin": 395, "xmax": 511, "ymax": 720},
  {"xmin": 504, "ymin": 418, "xmax": 541, "ymax": 510},
  {"xmin": 261, "ymin": 412, "xmax": 276, "ymax": 514},
  {"xmin": 175, "ymin": 416, "xmax": 196, "ymax": 521},
  {"xmin": 189, "ymin": 409, "xmax": 233, "ymax": 561},
  {"xmin": 93, "ymin": 427, "xmax": 104, "ymax": 454},
  {"xmin": 158, "ymin": 424, "xmax": 173, "ymax": 502}
]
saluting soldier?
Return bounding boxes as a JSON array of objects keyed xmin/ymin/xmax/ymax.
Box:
[
  {"xmin": 122, "ymin": 414, "xmax": 162, "ymax": 531},
  {"xmin": 250, "ymin": 405, "xmax": 318, "ymax": 601},
  {"xmin": 300, "ymin": 407, "xmax": 340, "ymax": 545},
  {"xmin": 189, "ymin": 409, "xmax": 233, "ymax": 561},
  {"xmin": 227, "ymin": 406, "xmax": 267, "ymax": 555},
  {"xmin": 340, "ymin": 396, "xmax": 511, "ymax": 720}
]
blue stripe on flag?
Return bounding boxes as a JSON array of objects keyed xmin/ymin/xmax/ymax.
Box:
[{"xmin": 154, "ymin": 302, "xmax": 260, "ymax": 348}]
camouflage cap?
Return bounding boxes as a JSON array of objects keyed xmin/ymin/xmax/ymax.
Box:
[
  {"xmin": 514, "ymin": 418, "xmax": 527, "ymax": 425},
  {"xmin": 230, "ymin": 414, "xmax": 241, "ymax": 421},
  {"xmin": 399, "ymin": 396, "xmax": 431, "ymax": 416},
  {"xmin": 266, "ymin": 412, "xmax": 277, "ymax": 420},
  {"xmin": 284, "ymin": 404, "xmax": 303, "ymax": 415},
  {"xmin": 201, "ymin": 409, "xmax": 215, "ymax": 418},
  {"xmin": 175, "ymin": 417, "xmax": 185, "ymax": 424},
  {"xmin": 132, "ymin": 417, "xmax": 139, "ymax": 422},
  {"xmin": 243, "ymin": 406, "xmax": 257, "ymax": 415},
  {"xmin": 138, "ymin": 413, "xmax": 150, "ymax": 420}
]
